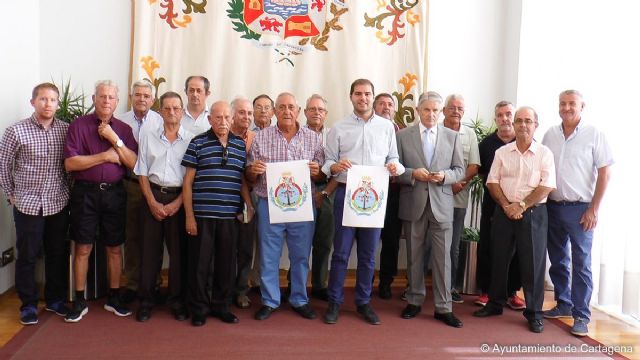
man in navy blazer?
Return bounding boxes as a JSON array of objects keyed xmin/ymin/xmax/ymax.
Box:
[{"xmin": 396, "ymin": 91, "xmax": 465, "ymax": 328}]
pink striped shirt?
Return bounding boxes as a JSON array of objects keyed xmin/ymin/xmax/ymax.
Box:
[{"xmin": 487, "ymin": 141, "xmax": 556, "ymax": 203}]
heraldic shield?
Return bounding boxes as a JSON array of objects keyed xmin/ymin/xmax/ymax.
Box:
[{"xmin": 243, "ymin": 0, "xmax": 329, "ymax": 38}]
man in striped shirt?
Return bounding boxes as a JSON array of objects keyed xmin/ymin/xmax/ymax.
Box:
[
  {"xmin": 182, "ymin": 101, "xmax": 250, "ymax": 327},
  {"xmin": 0, "ymin": 83, "xmax": 70, "ymax": 325},
  {"xmin": 247, "ymin": 92, "xmax": 325, "ymax": 321}
]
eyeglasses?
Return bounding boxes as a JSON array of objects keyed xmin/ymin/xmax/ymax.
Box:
[
  {"xmin": 221, "ymin": 147, "xmax": 229, "ymax": 166},
  {"xmin": 254, "ymin": 105, "xmax": 272, "ymax": 112},
  {"xmin": 513, "ymin": 119, "xmax": 536, "ymax": 125},
  {"xmin": 306, "ymin": 107, "xmax": 327, "ymax": 114}
]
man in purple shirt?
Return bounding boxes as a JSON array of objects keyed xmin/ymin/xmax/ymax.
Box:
[{"xmin": 63, "ymin": 80, "xmax": 137, "ymax": 322}]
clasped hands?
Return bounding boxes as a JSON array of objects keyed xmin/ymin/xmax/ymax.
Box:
[{"xmin": 503, "ymin": 202, "xmax": 524, "ymax": 220}]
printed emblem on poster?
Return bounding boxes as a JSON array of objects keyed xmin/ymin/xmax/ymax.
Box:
[
  {"xmin": 266, "ymin": 160, "xmax": 314, "ymax": 223},
  {"xmin": 342, "ymin": 165, "xmax": 389, "ymax": 228}
]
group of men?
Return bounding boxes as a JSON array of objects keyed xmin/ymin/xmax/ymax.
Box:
[{"xmin": 0, "ymin": 76, "xmax": 611, "ymax": 337}]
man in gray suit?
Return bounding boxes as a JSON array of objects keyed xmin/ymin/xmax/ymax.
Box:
[{"xmin": 396, "ymin": 92, "xmax": 465, "ymax": 328}]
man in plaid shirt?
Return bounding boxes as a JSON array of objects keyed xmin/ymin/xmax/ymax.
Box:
[{"xmin": 0, "ymin": 83, "xmax": 71, "ymax": 325}]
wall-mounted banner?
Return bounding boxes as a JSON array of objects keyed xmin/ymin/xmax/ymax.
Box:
[
  {"xmin": 131, "ymin": 0, "xmax": 429, "ymax": 128},
  {"xmin": 266, "ymin": 160, "xmax": 313, "ymax": 223},
  {"xmin": 342, "ymin": 165, "xmax": 389, "ymax": 228}
]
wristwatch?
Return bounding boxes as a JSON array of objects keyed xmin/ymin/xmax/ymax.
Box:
[
  {"xmin": 321, "ymin": 190, "xmax": 329, "ymax": 199},
  {"xmin": 519, "ymin": 200, "xmax": 526, "ymax": 210},
  {"xmin": 115, "ymin": 139, "xmax": 124, "ymax": 148}
]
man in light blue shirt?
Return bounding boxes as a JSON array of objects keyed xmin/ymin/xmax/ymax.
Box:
[
  {"xmin": 542, "ymin": 90, "xmax": 613, "ymax": 337},
  {"xmin": 322, "ymin": 78, "xmax": 405, "ymax": 325},
  {"xmin": 118, "ymin": 80, "xmax": 163, "ymax": 303},
  {"xmin": 134, "ymin": 91, "xmax": 193, "ymax": 323}
]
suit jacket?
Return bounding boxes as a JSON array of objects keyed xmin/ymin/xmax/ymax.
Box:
[{"xmin": 396, "ymin": 123, "xmax": 464, "ymax": 223}]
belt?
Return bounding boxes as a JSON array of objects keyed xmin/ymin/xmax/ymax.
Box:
[
  {"xmin": 150, "ymin": 182, "xmax": 182, "ymax": 194},
  {"xmin": 75, "ymin": 180, "xmax": 123, "ymax": 191},
  {"xmin": 337, "ymin": 182, "xmax": 346, "ymax": 188},
  {"xmin": 548, "ymin": 200, "xmax": 587, "ymax": 206}
]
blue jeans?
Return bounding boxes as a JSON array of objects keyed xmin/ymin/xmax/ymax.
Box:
[
  {"xmin": 328, "ymin": 186, "xmax": 381, "ymax": 306},
  {"xmin": 547, "ymin": 202, "xmax": 593, "ymax": 320},
  {"xmin": 257, "ymin": 198, "xmax": 314, "ymax": 308}
]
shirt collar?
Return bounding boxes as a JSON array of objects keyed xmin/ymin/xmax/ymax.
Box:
[
  {"xmin": 418, "ymin": 122, "xmax": 437, "ymax": 135},
  {"xmin": 350, "ymin": 112, "xmax": 376, "ymax": 123}
]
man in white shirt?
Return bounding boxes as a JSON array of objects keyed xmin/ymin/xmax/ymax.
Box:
[
  {"xmin": 181, "ymin": 76, "xmax": 211, "ymax": 136},
  {"xmin": 541, "ymin": 90, "xmax": 613, "ymax": 337},
  {"xmin": 118, "ymin": 80, "xmax": 163, "ymax": 303}
]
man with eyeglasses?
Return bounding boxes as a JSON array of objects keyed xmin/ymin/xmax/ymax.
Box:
[
  {"xmin": 134, "ymin": 91, "xmax": 193, "ymax": 323},
  {"xmin": 182, "ymin": 101, "xmax": 251, "ymax": 326},
  {"xmin": 322, "ymin": 79, "xmax": 405, "ymax": 325},
  {"xmin": 181, "ymin": 76, "xmax": 211, "ymax": 136},
  {"xmin": 252, "ymin": 94, "xmax": 275, "ymax": 131},
  {"xmin": 304, "ymin": 94, "xmax": 334, "ymax": 302},
  {"xmin": 473, "ymin": 106, "xmax": 555, "ymax": 334},
  {"xmin": 117, "ymin": 80, "xmax": 163, "ymax": 304},
  {"xmin": 246, "ymin": 92, "xmax": 325, "ymax": 321},
  {"xmin": 441, "ymin": 94, "xmax": 481, "ymax": 305},
  {"xmin": 372, "ymin": 93, "xmax": 403, "ymax": 300}
]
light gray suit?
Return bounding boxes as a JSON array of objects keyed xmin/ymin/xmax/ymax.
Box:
[{"xmin": 397, "ymin": 123, "xmax": 464, "ymax": 313}]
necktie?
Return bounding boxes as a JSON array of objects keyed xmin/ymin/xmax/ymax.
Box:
[{"xmin": 423, "ymin": 129, "xmax": 434, "ymax": 167}]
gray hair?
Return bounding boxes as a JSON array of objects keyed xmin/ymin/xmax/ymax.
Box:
[
  {"xmin": 417, "ymin": 91, "xmax": 443, "ymax": 107},
  {"xmin": 130, "ymin": 80, "xmax": 153, "ymax": 96},
  {"xmin": 494, "ymin": 100, "xmax": 514, "ymax": 113},
  {"xmin": 559, "ymin": 89, "xmax": 583, "ymax": 100},
  {"xmin": 275, "ymin": 92, "xmax": 298, "ymax": 106},
  {"xmin": 515, "ymin": 106, "xmax": 539, "ymax": 122},
  {"xmin": 445, "ymin": 93, "xmax": 464, "ymax": 107},
  {"xmin": 305, "ymin": 94, "xmax": 328, "ymax": 108},
  {"xmin": 94, "ymin": 80, "xmax": 119, "ymax": 96},
  {"xmin": 230, "ymin": 97, "xmax": 252, "ymax": 116}
]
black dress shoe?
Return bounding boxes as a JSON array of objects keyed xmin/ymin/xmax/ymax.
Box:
[
  {"xmin": 473, "ymin": 306, "xmax": 503, "ymax": 317},
  {"xmin": 172, "ymin": 307, "xmax": 189, "ymax": 321},
  {"xmin": 434, "ymin": 312, "xmax": 463, "ymax": 328},
  {"xmin": 211, "ymin": 310, "xmax": 239, "ymax": 324},
  {"xmin": 378, "ymin": 283, "xmax": 392, "ymax": 300},
  {"xmin": 528, "ymin": 319, "xmax": 544, "ymax": 333},
  {"xmin": 136, "ymin": 307, "xmax": 151, "ymax": 322},
  {"xmin": 191, "ymin": 314, "xmax": 206, "ymax": 327},
  {"xmin": 254, "ymin": 305, "xmax": 276, "ymax": 320},
  {"xmin": 292, "ymin": 304, "xmax": 316, "ymax": 319},
  {"xmin": 324, "ymin": 302, "xmax": 340, "ymax": 324},
  {"xmin": 401, "ymin": 304, "xmax": 421, "ymax": 319},
  {"xmin": 311, "ymin": 288, "xmax": 329, "ymax": 302},
  {"xmin": 357, "ymin": 304, "xmax": 381, "ymax": 325}
]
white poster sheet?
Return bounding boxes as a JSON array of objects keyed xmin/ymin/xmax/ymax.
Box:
[
  {"xmin": 342, "ymin": 165, "xmax": 389, "ymax": 228},
  {"xmin": 266, "ymin": 160, "xmax": 314, "ymax": 224}
]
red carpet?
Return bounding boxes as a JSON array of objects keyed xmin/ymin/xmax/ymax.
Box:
[{"xmin": 1, "ymin": 288, "xmax": 623, "ymax": 359}]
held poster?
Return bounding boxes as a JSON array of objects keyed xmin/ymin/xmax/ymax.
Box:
[
  {"xmin": 342, "ymin": 165, "xmax": 389, "ymax": 228},
  {"xmin": 266, "ymin": 160, "xmax": 313, "ymax": 223}
]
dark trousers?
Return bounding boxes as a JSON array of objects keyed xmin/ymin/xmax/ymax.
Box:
[
  {"xmin": 188, "ymin": 217, "xmax": 237, "ymax": 317},
  {"xmin": 138, "ymin": 188, "xmax": 187, "ymax": 309},
  {"xmin": 14, "ymin": 207, "xmax": 69, "ymax": 308},
  {"xmin": 476, "ymin": 195, "xmax": 522, "ymax": 295},
  {"xmin": 235, "ymin": 214, "xmax": 256, "ymax": 296},
  {"xmin": 311, "ymin": 184, "xmax": 334, "ymax": 290},
  {"xmin": 378, "ymin": 185, "xmax": 401, "ymax": 285},
  {"xmin": 487, "ymin": 205, "xmax": 547, "ymax": 320}
]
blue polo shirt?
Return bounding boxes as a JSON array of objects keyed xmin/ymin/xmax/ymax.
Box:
[{"xmin": 181, "ymin": 130, "xmax": 246, "ymax": 219}]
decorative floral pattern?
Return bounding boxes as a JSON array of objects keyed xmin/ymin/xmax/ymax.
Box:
[
  {"xmin": 393, "ymin": 72, "xmax": 418, "ymax": 128},
  {"xmin": 364, "ymin": 0, "xmax": 420, "ymax": 46},
  {"xmin": 158, "ymin": 0, "xmax": 207, "ymax": 29},
  {"xmin": 140, "ymin": 56, "xmax": 166, "ymax": 110}
]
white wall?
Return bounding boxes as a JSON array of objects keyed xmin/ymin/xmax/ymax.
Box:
[
  {"xmin": 0, "ymin": 0, "xmax": 41, "ymax": 293},
  {"xmin": 517, "ymin": 0, "xmax": 639, "ymax": 321}
]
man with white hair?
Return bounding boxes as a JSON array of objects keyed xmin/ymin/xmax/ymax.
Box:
[
  {"xmin": 64, "ymin": 80, "xmax": 138, "ymax": 322},
  {"xmin": 118, "ymin": 80, "xmax": 163, "ymax": 303}
]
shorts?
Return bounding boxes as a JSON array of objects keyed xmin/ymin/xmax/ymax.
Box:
[{"xmin": 70, "ymin": 181, "xmax": 127, "ymax": 247}]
